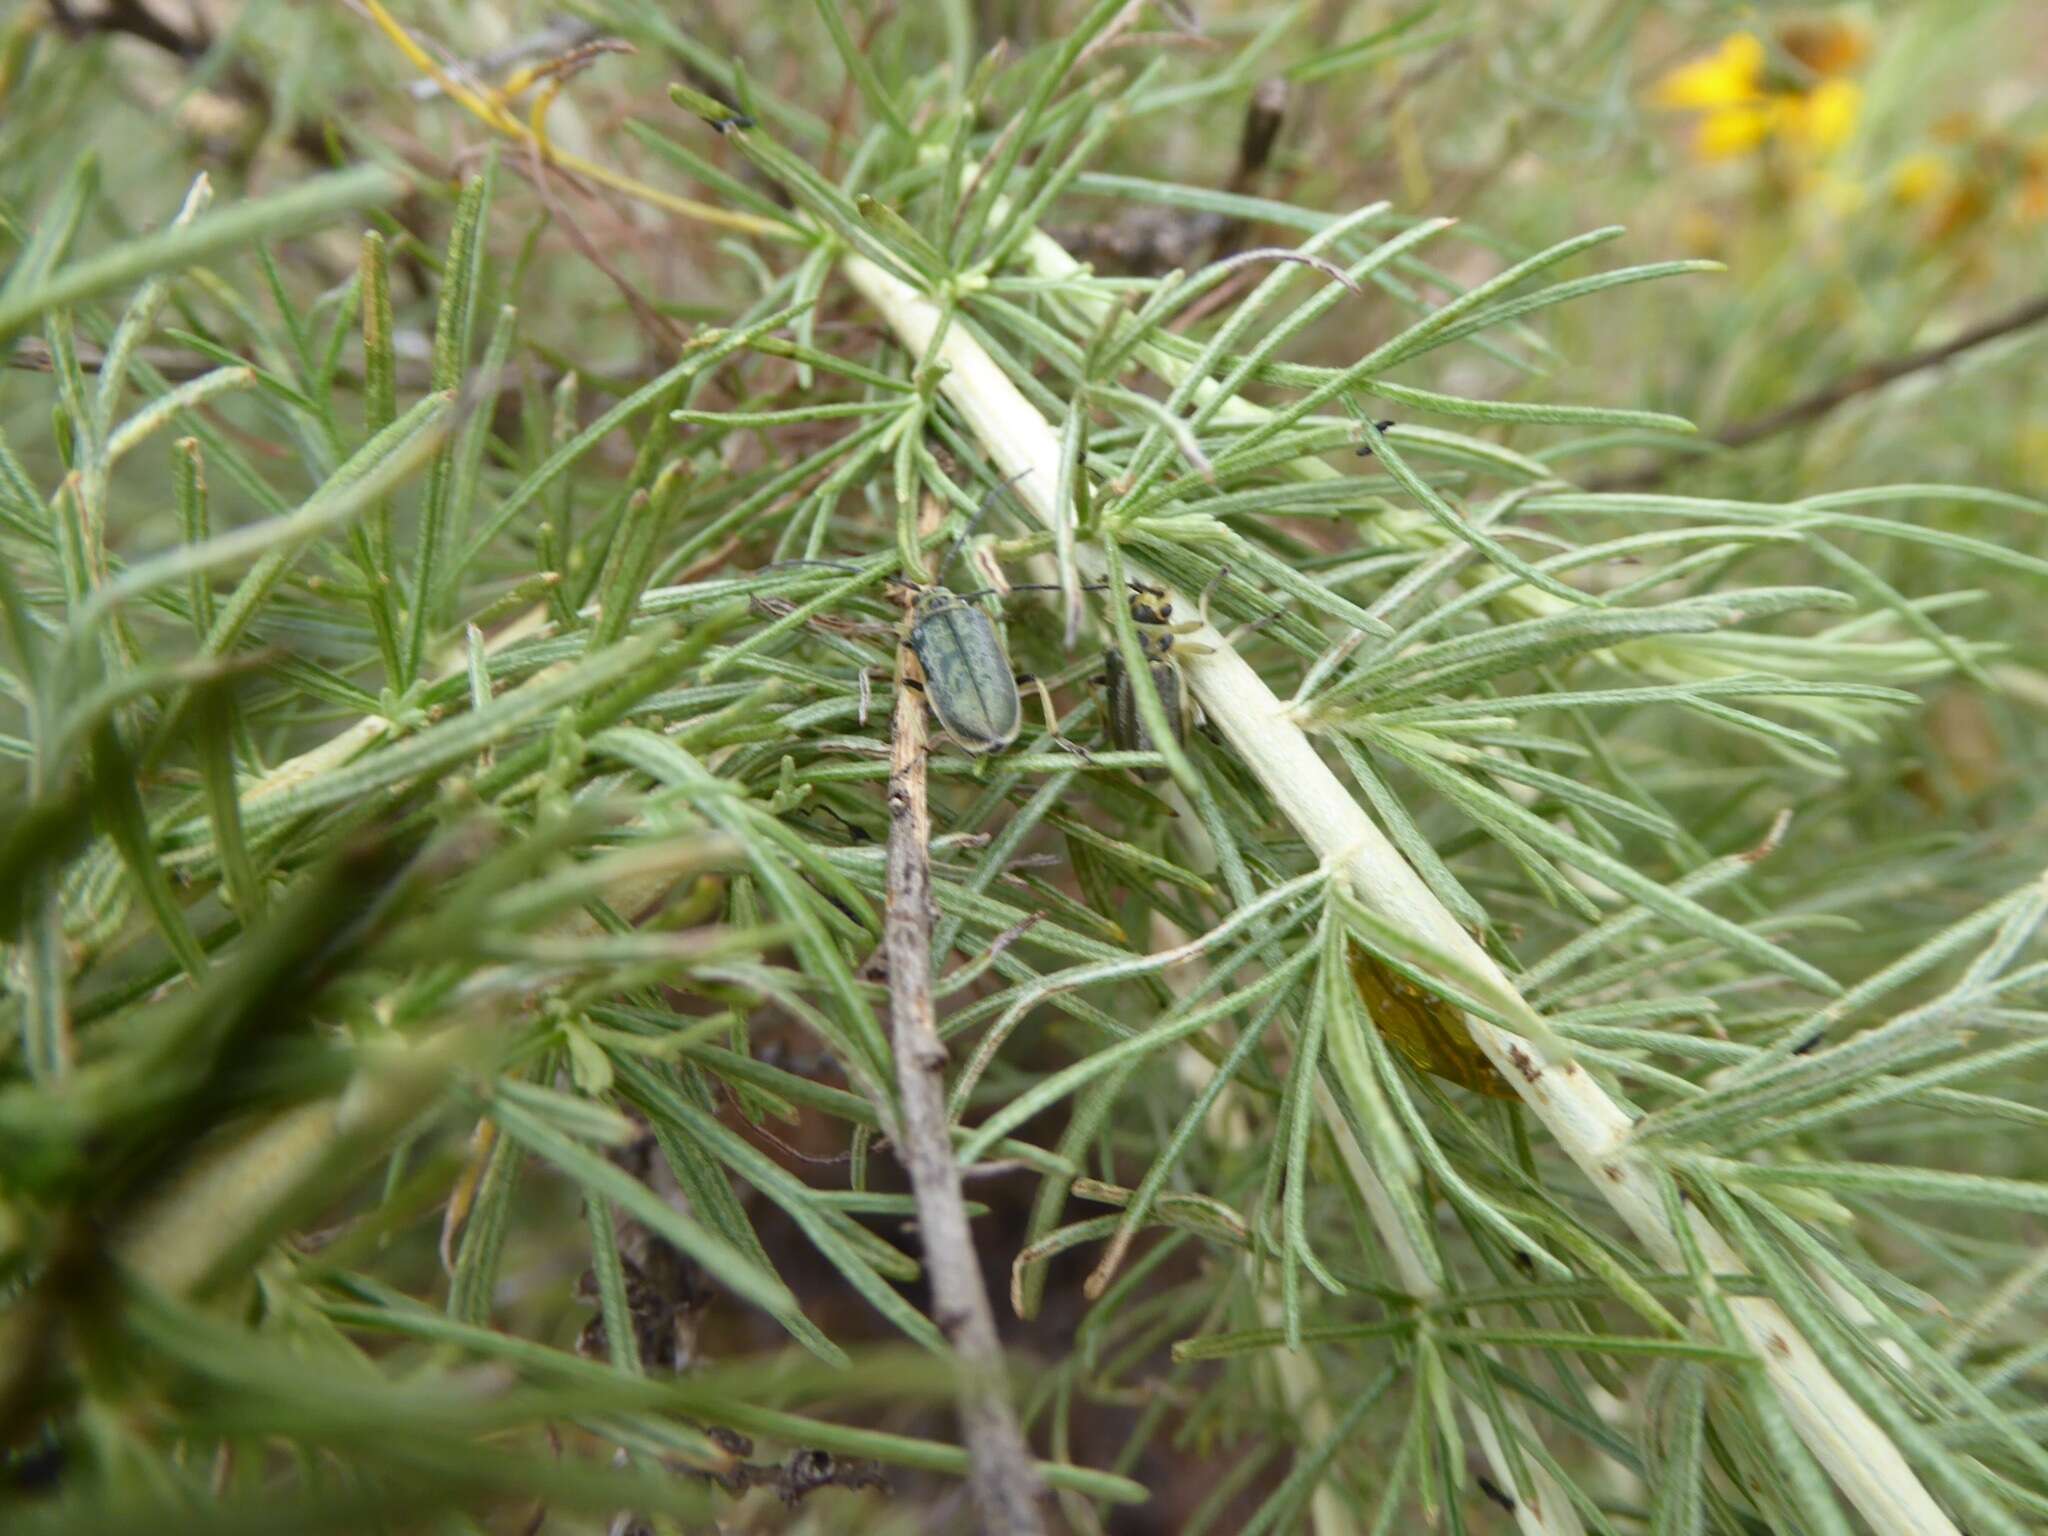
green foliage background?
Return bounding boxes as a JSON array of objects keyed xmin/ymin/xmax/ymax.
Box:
[{"xmin": 1, "ymin": 2, "xmax": 2045, "ymax": 1533}]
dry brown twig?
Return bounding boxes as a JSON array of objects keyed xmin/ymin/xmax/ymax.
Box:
[
  {"xmin": 881, "ymin": 553, "xmax": 1047, "ymax": 1535},
  {"xmin": 44, "ymin": 0, "xmax": 198, "ymax": 60},
  {"xmin": 1592, "ymin": 289, "xmax": 2048, "ymax": 490}
]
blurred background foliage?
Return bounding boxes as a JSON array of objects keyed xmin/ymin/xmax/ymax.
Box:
[
  {"xmin": 8, "ymin": 0, "xmax": 2044, "ymax": 866},
  {"xmin": 1, "ymin": 2, "xmax": 2045, "ymax": 1533}
]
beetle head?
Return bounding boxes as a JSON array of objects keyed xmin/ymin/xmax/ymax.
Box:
[
  {"xmin": 908, "ymin": 584, "xmax": 965, "ymax": 625},
  {"xmin": 1129, "ymin": 580, "xmax": 1176, "ymax": 628}
]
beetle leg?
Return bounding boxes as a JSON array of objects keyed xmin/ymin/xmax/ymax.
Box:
[
  {"xmin": 1197, "ymin": 565, "xmax": 1231, "ymax": 630},
  {"xmin": 897, "ymin": 636, "xmax": 932, "ymax": 697},
  {"xmin": 1016, "ymin": 673, "xmax": 1092, "ymax": 761}
]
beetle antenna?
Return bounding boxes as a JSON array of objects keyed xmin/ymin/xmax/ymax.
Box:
[
  {"xmin": 996, "ymin": 580, "xmax": 1113, "ymax": 596},
  {"xmin": 941, "ymin": 469, "xmax": 1030, "ymax": 582}
]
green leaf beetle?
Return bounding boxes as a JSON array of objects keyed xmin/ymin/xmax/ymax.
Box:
[
  {"xmin": 899, "ymin": 533, "xmax": 1091, "ymax": 756},
  {"xmin": 782, "ymin": 474, "xmax": 1068, "ymax": 758},
  {"xmin": 894, "ymin": 574, "xmax": 1029, "ymax": 755},
  {"xmin": 886, "ymin": 471, "xmax": 1097, "ymax": 757}
]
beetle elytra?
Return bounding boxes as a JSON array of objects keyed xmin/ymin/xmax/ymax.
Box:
[{"xmin": 897, "ymin": 578, "xmax": 1026, "ymax": 755}]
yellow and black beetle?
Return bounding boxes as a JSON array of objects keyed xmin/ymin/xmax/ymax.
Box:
[{"xmin": 1097, "ymin": 579, "xmax": 1212, "ymax": 780}]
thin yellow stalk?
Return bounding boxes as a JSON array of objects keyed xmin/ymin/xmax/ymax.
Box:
[{"xmin": 353, "ymin": 0, "xmax": 797, "ymax": 243}]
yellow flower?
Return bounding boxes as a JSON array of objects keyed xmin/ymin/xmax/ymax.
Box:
[
  {"xmin": 1693, "ymin": 101, "xmax": 1774, "ymax": 160},
  {"xmin": 1651, "ymin": 26, "xmax": 1866, "ymax": 165},
  {"xmin": 1651, "ymin": 32, "xmax": 1766, "ymax": 112},
  {"xmin": 1781, "ymin": 77, "xmax": 1862, "ymax": 153},
  {"xmin": 1890, "ymin": 128, "xmax": 2048, "ymax": 246},
  {"xmin": 1891, "ymin": 152, "xmax": 1949, "ymax": 206}
]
